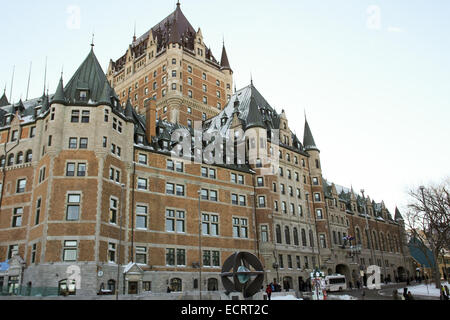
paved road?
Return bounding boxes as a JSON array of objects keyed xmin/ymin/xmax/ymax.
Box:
[{"xmin": 327, "ymin": 282, "xmax": 439, "ymax": 300}]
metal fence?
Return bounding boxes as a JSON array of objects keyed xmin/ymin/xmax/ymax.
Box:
[{"xmin": 0, "ymin": 286, "xmax": 59, "ymax": 297}]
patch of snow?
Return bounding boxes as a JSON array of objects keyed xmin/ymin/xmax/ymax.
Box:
[
  {"xmin": 405, "ymin": 282, "xmax": 449, "ymax": 297},
  {"xmin": 272, "ymin": 295, "xmax": 303, "ymax": 301},
  {"xmin": 327, "ymin": 294, "xmax": 358, "ymax": 300}
]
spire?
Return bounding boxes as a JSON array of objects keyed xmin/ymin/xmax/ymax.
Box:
[
  {"xmin": 91, "ymin": 33, "xmax": 95, "ymax": 50},
  {"xmin": 98, "ymin": 80, "xmax": 112, "ymax": 106},
  {"xmin": 220, "ymin": 42, "xmax": 232, "ymax": 71},
  {"xmin": 245, "ymin": 96, "xmax": 265, "ymax": 130},
  {"xmin": 0, "ymin": 86, "xmax": 9, "ymax": 107},
  {"xmin": 395, "ymin": 207, "xmax": 404, "ymax": 221},
  {"xmin": 168, "ymin": 17, "xmax": 181, "ymax": 45},
  {"xmin": 303, "ymin": 117, "xmax": 320, "ymax": 152},
  {"xmin": 124, "ymin": 98, "xmax": 135, "ymax": 121},
  {"xmin": 52, "ymin": 75, "xmax": 66, "ymax": 104}
]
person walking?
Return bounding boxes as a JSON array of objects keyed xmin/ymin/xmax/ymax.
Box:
[
  {"xmin": 266, "ymin": 284, "xmax": 272, "ymax": 301},
  {"xmin": 392, "ymin": 289, "xmax": 402, "ymax": 300},
  {"xmin": 403, "ymin": 288, "xmax": 408, "ymax": 300},
  {"xmin": 445, "ymin": 285, "xmax": 449, "ymax": 299},
  {"xmin": 407, "ymin": 291, "xmax": 414, "ymax": 300}
]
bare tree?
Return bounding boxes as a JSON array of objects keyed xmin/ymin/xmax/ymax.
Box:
[{"xmin": 405, "ymin": 178, "xmax": 450, "ymax": 289}]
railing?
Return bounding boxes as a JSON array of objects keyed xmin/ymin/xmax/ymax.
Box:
[{"xmin": 0, "ymin": 286, "xmax": 59, "ymax": 297}]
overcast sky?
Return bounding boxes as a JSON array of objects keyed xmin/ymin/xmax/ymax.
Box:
[{"xmin": 0, "ymin": 0, "xmax": 449, "ymax": 214}]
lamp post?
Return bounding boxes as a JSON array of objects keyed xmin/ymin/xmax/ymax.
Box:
[
  {"xmin": 198, "ymin": 189, "xmax": 203, "ymax": 300},
  {"xmin": 361, "ymin": 190, "xmax": 375, "ymax": 266},
  {"xmin": 305, "ymin": 192, "xmax": 320, "ymax": 270},
  {"xmin": 116, "ymin": 184, "xmax": 126, "ymax": 301}
]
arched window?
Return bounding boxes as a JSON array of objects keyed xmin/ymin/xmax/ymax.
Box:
[
  {"xmin": 365, "ymin": 229, "xmax": 371, "ymax": 249},
  {"xmin": 0, "ymin": 155, "xmax": 5, "ymax": 167},
  {"xmin": 275, "ymin": 225, "xmax": 282, "ymax": 244},
  {"xmin": 170, "ymin": 278, "xmax": 182, "ymax": 292},
  {"xmin": 25, "ymin": 150, "xmax": 33, "ymax": 163},
  {"xmin": 107, "ymin": 279, "xmax": 116, "ymax": 293},
  {"xmin": 207, "ymin": 278, "xmax": 218, "ymax": 291},
  {"xmin": 393, "ymin": 236, "xmax": 399, "ymax": 253},
  {"xmin": 7, "ymin": 154, "xmax": 14, "ymax": 166},
  {"xmin": 356, "ymin": 228, "xmax": 362, "ymax": 245},
  {"xmin": 285, "ymin": 226, "xmax": 291, "ymax": 245},
  {"xmin": 309, "ymin": 230, "xmax": 314, "ymax": 248},
  {"xmin": 373, "ymin": 231, "xmax": 379, "ymax": 250},
  {"xmin": 293, "ymin": 228, "xmax": 299, "ymax": 246},
  {"xmin": 301, "ymin": 229, "xmax": 307, "ymax": 246},
  {"xmin": 387, "ymin": 233, "xmax": 392, "ymax": 252},
  {"xmin": 380, "ymin": 232, "xmax": 386, "ymax": 251},
  {"xmin": 16, "ymin": 152, "xmax": 23, "ymax": 165}
]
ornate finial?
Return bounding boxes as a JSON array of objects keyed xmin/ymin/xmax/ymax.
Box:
[
  {"xmin": 177, "ymin": 0, "xmax": 180, "ymax": 7},
  {"xmin": 133, "ymin": 22, "xmax": 137, "ymax": 42},
  {"xmin": 91, "ymin": 33, "xmax": 95, "ymax": 49}
]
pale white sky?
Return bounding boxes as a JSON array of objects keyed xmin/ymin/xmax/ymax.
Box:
[{"xmin": 0, "ymin": 0, "xmax": 449, "ymax": 214}]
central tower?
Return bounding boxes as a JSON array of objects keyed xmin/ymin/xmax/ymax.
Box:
[{"xmin": 107, "ymin": 2, "xmax": 234, "ymax": 127}]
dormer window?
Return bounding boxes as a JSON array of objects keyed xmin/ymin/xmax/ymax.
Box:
[
  {"xmin": 137, "ymin": 135, "xmax": 144, "ymax": 144},
  {"xmin": 79, "ymin": 90, "xmax": 89, "ymax": 102}
]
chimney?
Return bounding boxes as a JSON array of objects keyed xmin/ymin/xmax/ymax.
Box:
[{"xmin": 145, "ymin": 98, "xmax": 157, "ymax": 142}]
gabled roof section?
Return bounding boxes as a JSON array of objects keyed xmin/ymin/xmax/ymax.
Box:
[
  {"xmin": 63, "ymin": 48, "xmax": 118, "ymax": 106},
  {"xmin": 395, "ymin": 207, "xmax": 404, "ymax": 221}
]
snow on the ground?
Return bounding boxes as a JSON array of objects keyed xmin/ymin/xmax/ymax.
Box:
[
  {"xmin": 405, "ymin": 282, "xmax": 449, "ymax": 297},
  {"xmin": 327, "ymin": 294, "xmax": 358, "ymax": 300},
  {"xmin": 272, "ymin": 295, "xmax": 303, "ymax": 300}
]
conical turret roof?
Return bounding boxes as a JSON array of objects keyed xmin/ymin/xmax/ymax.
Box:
[
  {"xmin": 303, "ymin": 118, "xmax": 319, "ymax": 152},
  {"xmin": 220, "ymin": 44, "xmax": 232, "ymax": 71}
]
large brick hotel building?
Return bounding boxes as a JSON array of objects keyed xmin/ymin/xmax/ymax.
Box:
[{"xmin": 0, "ymin": 3, "xmax": 413, "ymax": 296}]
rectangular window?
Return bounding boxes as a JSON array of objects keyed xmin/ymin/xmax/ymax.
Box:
[
  {"xmin": 109, "ymin": 198, "xmax": 118, "ymax": 224},
  {"xmin": 231, "ymin": 173, "xmax": 237, "ymax": 184},
  {"xmin": 257, "ymin": 177, "xmax": 264, "ymax": 187},
  {"xmin": 239, "ymin": 195, "xmax": 246, "ymax": 206},
  {"xmin": 231, "ymin": 194, "xmax": 238, "ymax": 205},
  {"xmin": 166, "ymin": 183, "xmax": 174, "ymax": 195},
  {"xmin": 316, "ymin": 209, "xmax": 323, "ymax": 219},
  {"xmin": 136, "ymin": 205, "xmax": 148, "ymax": 229},
  {"xmin": 258, "ymin": 196, "xmax": 266, "ymax": 208},
  {"xmin": 63, "ymin": 241, "xmax": 78, "ymax": 262},
  {"xmin": 108, "ymin": 243, "xmax": 116, "ymax": 263},
  {"xmin": 138, "ymin": 154, "xmax": 147, "ymax": 165},
  {"xmin": 137, "ymin": 178, "xmax": 148, "ymax": 190},
  {"xmin": 176, "ymin": 249, "xmax": 186, "ymax": 266},
  {"xmin": 81, "ymin": 111, "xmax": 90, "ymax": 123},
  {"xmin": 201, "ymin": 167, "xmax": 208, "ymax": 178},
  {"xmin": 167, "ymin": 159, "xmax": 174, "ymax": 171},
  {"xmin": 261, "ymin": 225, "xmax": 269, "ymax": 242},
  {"xmin": 176, "ymin": 185, "xmax": 185, "ymax": 196},
  {"xmin": 77, "ymin": 163, "xmax": 86, "ymax": 177},
  {"xmin": 166, "ymin": 248, "xmax": 175, "ymax": 266},
  {"xmin": 35, "ymin": 198, "xmax": 42, "ymax": 225},
  {"xmin": 69, "ymin": 137, "xmax": 78, "ymax": 149},
  {"xmin": 210, "ymin": 190, "xmax": 218, "ymax": 202},
  {"xmin": 16, "ymin": 179, "xmax": 26, "ymax": 193},
  {"xmin": 66, "ymin": 163, "xmax": 76, "ymax": 177},
  {"xmin": 175, "ymin": 162, "xmax": 184, "ymax": 173},
  {"xmin": 209, "ymin": 169, "xmax": 216, "ymax": 179},
  {"xmin": 136, "ymin": 247, "xmax": 147, "ymax": 264},
  {"xmin": 79, "ymin": 138, "xmax": 88, "ymax": 149},
  {"xmin": 233, "ymin": 218, "xmax": 248, "ymax": 238},
  {"xmin": 71, "ymin": 110, "xmax": 80, "ymax": 123},
  {"xmin": 202, "ymin": 214, "xmax": 219, "ymax": 236},
  {"xmin": 31, "ymin": 243, "xmax": 37, "ymax": 264},
  {"xmin": 12, "ymin": 208, "xmax": 23, "ymax": 227},
  {"xmin": 66, "ymin": 194, "xmax": 81, "ymax": 221}
]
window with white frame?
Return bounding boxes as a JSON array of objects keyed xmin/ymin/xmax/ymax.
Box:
[{"xmin": 136, "ymin": 205, "xmax": 148, "ymax": 229}]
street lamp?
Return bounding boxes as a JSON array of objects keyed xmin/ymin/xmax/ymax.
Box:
[
  {"xmin": 361, "ymin": 189, "xmax": 375, "ymax": 266},
  {"xmin": 116, "ymin": 184, "xmax": 126, "ymax": 301},
  {"xmin": 198, "ymin": 189, "xmax": 203, "ymax": 300}
]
